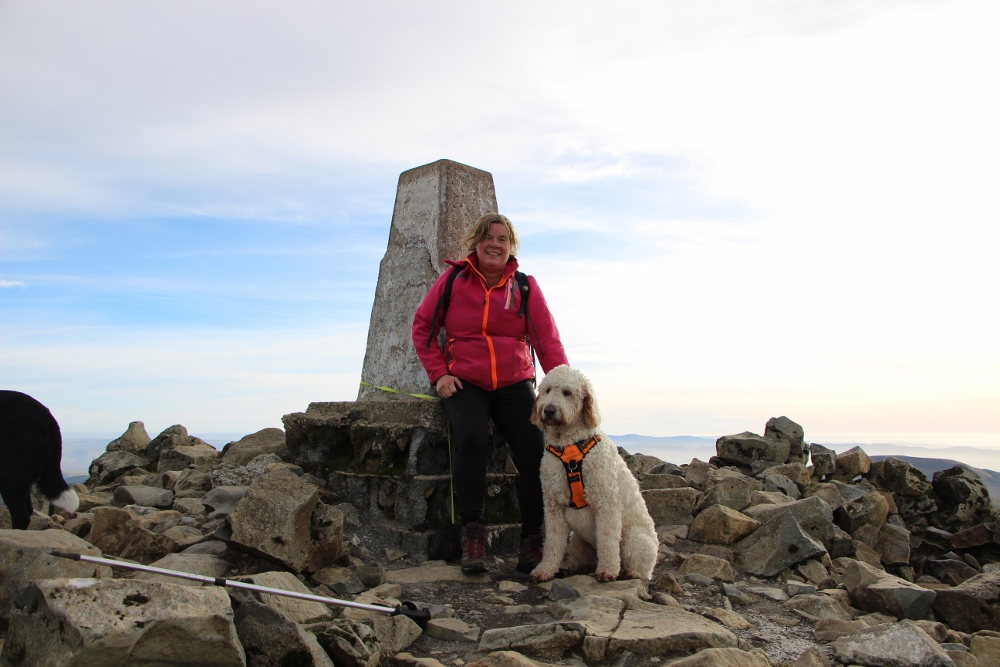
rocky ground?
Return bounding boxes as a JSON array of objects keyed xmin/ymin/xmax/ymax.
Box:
[
  {"xmin": 372, "ymin": 553, "xmax": 824, "ymax": 666},
  {"xmin": 3, "ymin": 416, "xmax": 1000, "ymax": 666},
  {"xmin": 335, "ymin": 504, "xmax": 819, "ymax": 665}
]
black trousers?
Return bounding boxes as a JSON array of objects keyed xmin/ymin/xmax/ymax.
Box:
[{"xmin": 441, "ymin": 379, "xmax": 544, "ymax": 537}]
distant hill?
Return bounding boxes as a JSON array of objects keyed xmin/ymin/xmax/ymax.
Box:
[
  {"xmin": 822, "ymin": 442, "xmax": 1000, "ymax": 472},
  {"xmin": 610, "ymin": 434, "xmax": 718, "ymax": 463},
  {"xmin": 613, "ymin": 434, "xmax": 717, "ymax": 448}
]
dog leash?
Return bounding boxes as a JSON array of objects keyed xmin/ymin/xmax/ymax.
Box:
[
  {"xmin": 359, "ymin": 380, "xmax": 436, "ymax": 401},
  {"xmin": 360, "ymin": 380, "xmax": 455, "ymax": 524}
]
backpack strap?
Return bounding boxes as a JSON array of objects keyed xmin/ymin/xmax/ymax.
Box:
[
  {"xmin": 513, "ymin": 271, "xmax": 538, "ymax": 373},
  {"xmin": 514, "ymin": 271, "xmax": 530, "ymax": 318},
  {"xmin": 545, "ymin": 435, "xmax": 601, "ymax": 509},
  {"xmin": 425, "ymin": 265, "xmax": 467, "ymax": 349}
]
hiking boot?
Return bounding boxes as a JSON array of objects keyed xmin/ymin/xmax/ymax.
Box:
[
  {"xmin": 461, "ymin": 521, "xmax": 488, "ymax": 574},
  {"xmin": 516, "ymin": 533, "xmax": 544, "ymax": 574}
]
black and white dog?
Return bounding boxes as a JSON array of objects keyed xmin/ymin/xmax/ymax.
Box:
[{"xmin": 0, "ymin": 390, "xmax": 79, "ymax": 529}]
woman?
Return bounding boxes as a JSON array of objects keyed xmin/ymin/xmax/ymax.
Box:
[{"xmin": 412, "ymin": 212, "xmax": 569, "ymax": 574}]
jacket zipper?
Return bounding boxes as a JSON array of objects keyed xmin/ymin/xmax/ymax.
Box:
[
  {"xmin": 468, "ymin": 262, "xmax": 514, "ymax": 391},
  {"xmin": 446, "ymin": 339, "xmax": 456, "ymax": 372}
]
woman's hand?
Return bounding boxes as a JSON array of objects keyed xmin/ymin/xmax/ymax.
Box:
[{"xmin": 435, "ymin": 374, "xmax": 464, "ymax": 398}]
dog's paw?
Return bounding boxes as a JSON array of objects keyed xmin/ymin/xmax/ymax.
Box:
[
  {"xmin": 618, "ymin": 569, "xmax": 645, "ymax": 581},
  {"xmin": 594, "ymin": 570, "xmax": 617, "ymax": 583},
  {"xmin": 529, "ymin": 566, "xmax": 558, "ymax": 584}
]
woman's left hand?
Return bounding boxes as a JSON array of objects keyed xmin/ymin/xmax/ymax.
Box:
[{"xmin": 435, "ymin": 374, "xmax": 463, "ymax": 398}]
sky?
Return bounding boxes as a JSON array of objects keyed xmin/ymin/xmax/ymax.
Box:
[{"xmin": 2, "ymin": 1, "xmax": 998, "ymax": 463}]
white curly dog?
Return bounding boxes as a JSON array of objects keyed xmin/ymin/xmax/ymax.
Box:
[{"xmin": 528, "ymin": 365, "xmax": 659, "ymax": 583}]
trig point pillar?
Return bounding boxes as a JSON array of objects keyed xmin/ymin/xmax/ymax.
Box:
[{"xmin": 357, "ymin": 160, "xmax": 498, "ymax": 400}]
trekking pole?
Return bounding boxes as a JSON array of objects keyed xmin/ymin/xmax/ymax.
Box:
[{"xmin": 49, "ymin": 551, "xmax": 431, "ymax": 628}]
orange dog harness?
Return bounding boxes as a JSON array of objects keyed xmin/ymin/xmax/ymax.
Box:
[{"xmin": 545, "ymin": 435, "xmax": 601, "ymax": 509}]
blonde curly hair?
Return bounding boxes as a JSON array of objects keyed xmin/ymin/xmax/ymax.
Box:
[{"xmin": 464, "ymin": 213, "xmax": 520, "ymax": 257}]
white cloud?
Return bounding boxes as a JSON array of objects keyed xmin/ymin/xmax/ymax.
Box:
[
  {"xmin": 6, "ymin": 1, "xmax": 995, "ymax": 223},
  {"xmin": 0, "ymin": 280, "xmax": 25, "ymax": 287}
]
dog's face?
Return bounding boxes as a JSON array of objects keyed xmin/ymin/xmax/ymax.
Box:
[{"xmin": 531, "ymin": 365, "xmax": 600, "ymax": 432}]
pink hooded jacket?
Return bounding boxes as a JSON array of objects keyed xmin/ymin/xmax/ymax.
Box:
[{"xmin": 412, "ymin": 253, "xmax": 569, "ymax": 391}]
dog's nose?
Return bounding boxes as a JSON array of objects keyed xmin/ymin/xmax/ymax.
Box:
[{"xmin": 543, "ymin": 406, "xmax": 557, "ymax": 419}]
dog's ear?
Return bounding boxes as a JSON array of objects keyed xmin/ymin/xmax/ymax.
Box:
[
  {"xmin": 530, "ymin": 395, "xmax": 543, "ymax": 428},
  {"xmin": 580, "ymin": 374, "xmax": 601, "ymax": 429},
  {"xmin": 581, "ymin": 392, "xmax": 599, "ymax": 430}
]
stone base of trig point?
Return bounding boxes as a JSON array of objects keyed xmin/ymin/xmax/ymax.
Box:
[
  {"xmin": 281, "ymin": 400, "xmax": 524, "ymax": 559},
  {"xmin": 282, "ymin": 160, "xmax": 524, "ymax": 559}
]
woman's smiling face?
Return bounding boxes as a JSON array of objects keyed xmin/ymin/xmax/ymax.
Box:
[{"xmin": 475, "ymin": 222, "xmax": 511, "ymax": 275}]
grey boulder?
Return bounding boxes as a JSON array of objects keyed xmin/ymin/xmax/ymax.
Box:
[
  {"xmin": 716, "ymin": 432, "xmax": 790, "ymax": 469},
  {"xmin": 105, "ymin": 421, "xmax": 152, "ymax": 454},
  {"xmin": 113, "ymin": 485, "xmax": 174, "ymax": 509},
  {"xmin": 221, "ymin": 427, "xmax": 287, "ymax": 466},
  {"xmin": 219, "ymin": 469, "xmax": 344, "ymax": 573},
  {"xmin": 2, "ymin": 578, "xmax": 245, "ymax": 667},
  {"xmin": 843, "ymin": 560, "xmax": 936, "ymax": 620},
  {"xmin": 158, "ymin": 442, "xmax": 220, "ymax": 473},
  {"xmin": 932, "ymin": 571, "xmax": 1000, "ymax": 632},
  {"xmin": 734, "ymin": 511, "xmax": 827, "ymax": 577},
  {"xmin": 233, "ymin": 600, "xmax": 335, "ymax": 667},
  {"xmin": 0, "ymin": 529, "xmax": 112, "ymax": 617},
  {"xmin": 203, "ymin": 486, "xmax": 249, "ymax": 519},
  {"xmin": 641, "ymin": 487, "xmax": 698, "ymax": 526},
  {"xmin": 831, "ymin": 620, "xmax": 955, "ymax": 667},
  {"xmin": 88, "ymin": 450, "xmax": 152, "ymax": 485}
]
